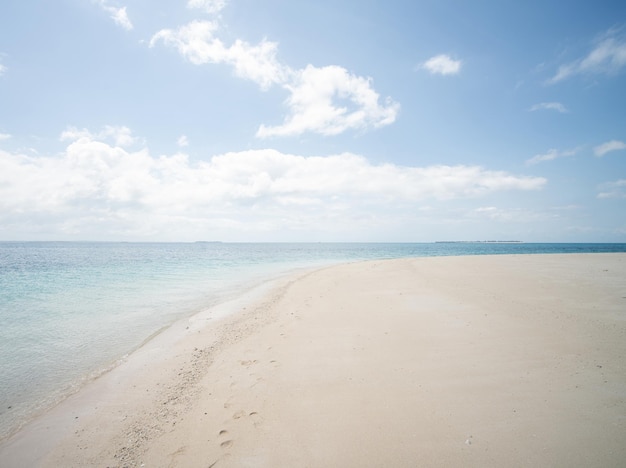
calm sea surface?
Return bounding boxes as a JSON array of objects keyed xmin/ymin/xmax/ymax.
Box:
[{"xmin": 1, "ymin": 242, "xmax": 625, "ymax": 439}]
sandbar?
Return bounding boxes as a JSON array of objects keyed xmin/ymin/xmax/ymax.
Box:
[{"xmin": 1, "ymin": 253, "xmax": 625, "ymax": 467}]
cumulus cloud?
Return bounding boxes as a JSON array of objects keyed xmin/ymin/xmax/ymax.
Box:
[
  {"xmin": 256, "ymin": 65, "xmax": 400, "ymax": 137},
  {"xmin": 526, "ymin": 147, "xmax": 578, "ymax": 165},
  {"xmin": 95, "ymin": 1, "xmax": 133, "ymax": 30},
  {"xmin": 150, "ymin": 18, "xmax": 399, "ymax": 137},
  {"xmin": 0, "ymin": 133, "xmax": 11, "ymax": 141},
  {"xmin": 548, "ymin": 29, "xmax": 626, "ymax": 84},
  {"xmin": 150, "ymin": 20, "xmax": 287, "ymax": 90},
  {"xmin": 187, "ymin": 0, "xmax": 228, "ymax": 14},
  {"xmin": 420, "ymin": 54, "xmax": 462, "ymax": 76},
  {"xmin": 60, "ymin": 125, "xmax": 138, "ymax": 147},
  {"xmin": 0, "ymin": 129, "xmax": 545, "ymax": 239},
  {"xmin": 528, "ymin": 102, "xmax": 568, "ymax": 113},
  {"xmin": 594, "ymin": 139, "xmax": 626, "ymax": 157},
  {"xmin": 597, "ymin": 179, "xmax": 626, "ymax": 199}
]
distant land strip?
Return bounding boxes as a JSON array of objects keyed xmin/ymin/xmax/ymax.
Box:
[{"xmin": 435, "ymin": 240, "xmax": 524, "ymax": 243}]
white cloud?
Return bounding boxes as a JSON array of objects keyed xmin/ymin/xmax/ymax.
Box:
[
  {"xmin": 0, "ymin": 133, "xmax": 11, "ymax": 141},
  {"xmin": 526, "ymin": 147, "xmax": 578, "ymax": 165},
  {"xmin": 474, "ymin": 206, "xmax": 501, "ymax": 218},
  {"xmin": 548, "ymin": 30, "xmax": 626, "ymax": 84},
  {"xmin": 256, "ymin": 65, "xmax": 400, "ymax": 137},
  {"xmin": 60, "ymin": 125, "xmax": 138, "ymax": 147},
  {"xmin": 112, "ymin": 7, "xmax": 132, "ymax": 30},
  {"xmin": 100, "ymin": 125, "xmax": 137, "ymax": 147},
  {"xmin": 594, "ymin": 139, "xmax": 626, "ymax": 157},
  {"xmin": 177, "ymin": 135, "xmax": 189, "ymax": 147},
  {"xmin": 150, "ymin": 20, "xmax": 219, "ymax": 63},
  {"xmin": 471, "ymin": 206, "xmax": 554, "ymax": 223},
  {"xmin": 0, "ymin": 63, "xmax": 6, "ymax": 77},
  {"xmin": 597, "ymin": 179, "xmax": 626, "ymax": 199},
  {"xmin": 0, "ymin": 129, "xmax": 545, "ymax": 240},
  {"xmin": 150, "ymin": 20, "xmax": 287, "ymax": 90},
  {"xmin": 187, "ymin": 0, "xmax": 228, "ymax": 14},
  {"xmin": 528, "ymin": 102, "xmax": 568, "ymax": 113},
  {"xmin": 95, "ymin": 1, "xmax": 133, "ymax": 31},
  {"xmin": 150, "ymin": 19, "xmax": 399, "ymax": 137},
  {"xmin": 420, "ymin": 54, "xmax": 462, "ymax": 76}
]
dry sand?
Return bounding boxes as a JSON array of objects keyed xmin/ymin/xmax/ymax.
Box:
[{"xmin": 1, "ymin": 253, "xmax": 625, "ymax": 467}]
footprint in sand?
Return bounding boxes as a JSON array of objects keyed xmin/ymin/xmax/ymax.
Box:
[
  {"xmin": 218, "ymin": 429, "xmax": 233, "ymax": 450},
  {"xmin": 220, "ymin": 440, "xmax": 233, "ymax": 449},
  {"xmin": 248, "ymin": 411, "xmax": 262, "ymax": 427}
]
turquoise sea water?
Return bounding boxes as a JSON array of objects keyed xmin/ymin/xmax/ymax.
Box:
[{"xmin": 1, "ymin": 242, "xmax": 625, "ymax": 440}]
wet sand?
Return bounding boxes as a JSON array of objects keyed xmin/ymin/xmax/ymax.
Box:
[{"xmin": 1, "ymin": 254, "xmax": 625, "ymax": 467}]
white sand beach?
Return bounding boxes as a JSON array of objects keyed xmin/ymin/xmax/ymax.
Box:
[{"xmin": 1, "ymin": 253, "xmax": 625, "ymax": 467}]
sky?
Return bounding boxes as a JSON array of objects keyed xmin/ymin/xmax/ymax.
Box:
[{"xmin": 0, "ymin": 0, "xmax": 625, "ymax": 242}]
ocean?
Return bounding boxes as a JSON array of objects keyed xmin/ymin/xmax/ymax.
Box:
[{"xmin": 1, "ymin": 241, "xmax": 625, "ymax": 440}]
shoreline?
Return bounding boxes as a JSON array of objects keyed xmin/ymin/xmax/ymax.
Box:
[
  {"xmin": 0, "ymin": 268, "xmax": 309, "ymax": 466},
  {"xmin": 0, "ymin": 260, "xmax": 321, "ymax": 444},
  {"xmin": 1, "ymin": 253, "xmax": 625, "ymax": 467}
]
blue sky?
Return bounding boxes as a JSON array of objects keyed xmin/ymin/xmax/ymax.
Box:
[{"xmin": 0, "ymin": 0, "xmax": 625, "ymax": 242}]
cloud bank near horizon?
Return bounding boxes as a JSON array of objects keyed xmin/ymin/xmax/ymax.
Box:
[{"xmin": 0, "ymin": 128, "xmax": 545, "ymax": 240}]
